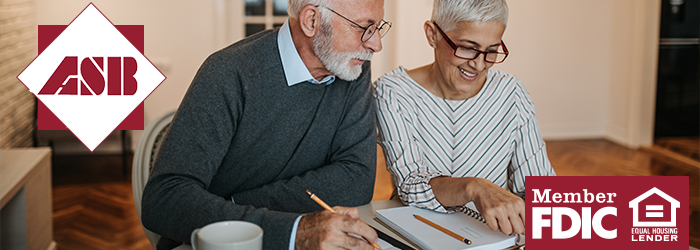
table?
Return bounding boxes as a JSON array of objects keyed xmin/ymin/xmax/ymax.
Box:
[
  {"xmin": 175, "ymin": 200, "xmax": 406, "ymax": 250},
  {"xmin": 0, "ymin": 148, "xmax": 55, "ymax": 250},
  {"xmin": 356, "ymin": 199, "xmax": 415, "ymax": 248},
  {"xmin": 175, "ymin": 200, "xmax": 700, "ymax": 250}
]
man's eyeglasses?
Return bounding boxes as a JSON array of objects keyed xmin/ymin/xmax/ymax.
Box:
[
  {"xmin": 319, "ymin": 6, "xmax": 392, "ymax": 42},
  {"xmin": 433, "ymin": 22, "xmax": 508, "ymax": 63}
]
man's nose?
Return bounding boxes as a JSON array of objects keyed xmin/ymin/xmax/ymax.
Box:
[{"xmin": 363, "ymin": 31, "xmax": 383, "ymax": 53}]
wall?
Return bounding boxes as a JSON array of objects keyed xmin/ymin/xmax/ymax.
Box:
[
  {"xmin": 372, "ymin": 0, "xmax": 434, "ymax": 77},
  {"xmin": 604, "ymin": 0, "xmax": 660, "ymax": 148},
  {"xmin": 0, "ymin": 0, "xmax": 37, "ymax": 148},
  {"xmin": 496, "ymin": 0, "xmax": 613, "ymax": 139},
  {"xmin": 30, "ymin": 0, "xmax": 660, "ymax": 149}
]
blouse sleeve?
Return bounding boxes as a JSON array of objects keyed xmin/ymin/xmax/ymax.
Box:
[
  {"xmin": 374, "ymin": 78, "xmax": 452, "ymax": 213},
  {"xmin": 508, "ymin": 102, "xmax": 557, "ymax": 198}
]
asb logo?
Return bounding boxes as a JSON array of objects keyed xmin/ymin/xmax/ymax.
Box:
[
  {"xmin": 527, "ymin": 176, "xmax": 688, "ymax": 250},
  {"xmin": 38, "ymin": 56, "xmax": 138, "ymax": 96},
  {"xmin": 18, "ymin": 3, "xmax": 165, "ymax": 151}
]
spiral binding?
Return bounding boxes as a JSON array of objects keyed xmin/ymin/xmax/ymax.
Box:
[{"xmin": 456, "ymin": 205, "xmax": 486, "ymax": 223}]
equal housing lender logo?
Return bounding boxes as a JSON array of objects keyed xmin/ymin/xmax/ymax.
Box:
[
  {"xmin": 18, "ymin": 3, "xmax": 165, "ymax": 151},
  {"xmin": 527, "ymin": 176, "xmax": 689, "ymax": 249}
]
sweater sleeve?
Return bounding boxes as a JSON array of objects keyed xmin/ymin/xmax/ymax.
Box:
[
  {"xmin": 141, "ymin": 52, "xmax": 299, "ymax": 249},
  {"xmin": 374, "ymin": 76, "xmax": 451, "ymax": 213},
  {"xmin": 229, "ymin": 62, "xmax": 377, "ymax": 210}
]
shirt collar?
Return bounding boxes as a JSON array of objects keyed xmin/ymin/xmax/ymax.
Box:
[{"xmin": 278, "ymin": 20, "xmax": 335, "ymax": 86}]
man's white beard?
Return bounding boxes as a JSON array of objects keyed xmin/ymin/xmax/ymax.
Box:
[{"xmin": 313, "ymin": 21, "xmax": 373, "ymax": 81}]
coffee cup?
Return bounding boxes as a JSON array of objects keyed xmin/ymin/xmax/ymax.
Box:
[{"xmin": 190, "ymin": 221, "xmax": 263, "ymax": 250}]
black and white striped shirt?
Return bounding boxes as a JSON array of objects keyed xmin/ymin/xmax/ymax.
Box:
[{"xmin": 374, "ymin": 67, "xmax": 556, "ymax": 212}]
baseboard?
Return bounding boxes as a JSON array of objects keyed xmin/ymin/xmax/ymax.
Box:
[
  {"xmin": 539, "ymin": 122, "xmax": 606, "ymax": 140},
  {"xmin": 47, "ymin": 241, "xmax": 57, "ymax": 250},
  {"xmin": 604, "ymin": 134, "xmax": 636, "ymax": 149}
]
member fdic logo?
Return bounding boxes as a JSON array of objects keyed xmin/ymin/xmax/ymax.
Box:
[
  {"xmin": 527, "ymin": 176, "xmax": 689, "ymax": 249},
  {"xmin": 17, "ymin": 3, "xmax": 165, "ymax": 151}
]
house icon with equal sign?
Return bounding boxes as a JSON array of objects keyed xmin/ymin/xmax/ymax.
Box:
[{"xmin": 629, "ymin": 187, "xmax": 680, "ymax": 227}]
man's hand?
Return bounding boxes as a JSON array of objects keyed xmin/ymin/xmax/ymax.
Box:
[
  {"xmin": 430, "ymin": 176, "xmax": 525, "ymax": 235},
  {"xmin": 295, "ymin": 206, "xmax": 378, "ymax": 250}
]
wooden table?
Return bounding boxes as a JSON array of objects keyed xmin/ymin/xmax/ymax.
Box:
[{"xmin": 1, "ymin": 148, "xmax": 55, "ymax": 250}]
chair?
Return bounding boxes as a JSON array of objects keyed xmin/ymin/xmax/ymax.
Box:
[
  {"xmin": 373, "ymin": 144, "xmax": 396, "ymax": 201},
  {"xmin": 132, "ymin": 110, "xmax": 176, "ymax": 250}
]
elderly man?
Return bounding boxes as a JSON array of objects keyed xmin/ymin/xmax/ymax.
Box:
[{"xmin": 141, "ymin": 0, "xmax": 389, "ymax": 249}]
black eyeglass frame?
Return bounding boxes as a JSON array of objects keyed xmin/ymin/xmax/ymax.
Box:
[
  {"xmin": 433, "ymin": 21, "xmax": 509, "ymax": 63},
  {"xmin": 318, "ymin": 5, "xmax": 392, "ymax": 42}
]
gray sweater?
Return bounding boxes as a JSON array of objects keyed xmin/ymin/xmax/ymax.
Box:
[{"xmin": 141, "ymin": 28, "xmax": 377, "ymax": 249}]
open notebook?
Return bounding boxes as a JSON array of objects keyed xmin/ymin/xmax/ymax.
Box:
[{"xmin": 375, "ymin": 202, "xmax": 516, "ymax": 250}]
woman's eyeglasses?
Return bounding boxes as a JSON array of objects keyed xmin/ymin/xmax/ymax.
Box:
[{"xmin": 433, "ymin": 21, "xmax": 508, "ymax": 63}]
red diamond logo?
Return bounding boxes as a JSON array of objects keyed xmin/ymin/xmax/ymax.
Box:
[{"xmin": 17, "ymin": 3, "xmax": 165, "ymax": 151}]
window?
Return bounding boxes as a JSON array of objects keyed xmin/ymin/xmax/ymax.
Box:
[{"xmin": 245, "ymin": 0, "xmax": 287, "ymax": 37}]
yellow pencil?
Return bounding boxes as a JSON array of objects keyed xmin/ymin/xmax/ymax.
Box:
[
  {"xmin": 414, "ymin": 214, "xmax": 472, "ymax": 245},
  {"xmin": 305, "ymin": 190, "xmax": 382, "ymax": 250}
]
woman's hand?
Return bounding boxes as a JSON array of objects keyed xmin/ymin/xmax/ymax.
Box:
[
  {"xmin": 468, "ymin": 178, "xmax": 525, "ymax": 235},
  {"xmin": 429, "ymin": 176, "xmax": 525, "ymax": 235}
]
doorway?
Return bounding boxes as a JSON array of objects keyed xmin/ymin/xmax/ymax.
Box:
[{"xmin": 654, "ymin": 0, "xmax": 700, "ymax": 161}]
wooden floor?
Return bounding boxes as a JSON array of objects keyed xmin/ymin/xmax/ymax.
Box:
[
  {"xmin": 51, "ymin": 139, "xmax": 700, "ymax": 249},
  {"xmin": 52, "ymin": 155, "xmax": 151, "ymax": 250}
]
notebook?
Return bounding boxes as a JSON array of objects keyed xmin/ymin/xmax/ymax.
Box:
[{"xmin": 375, "ymin": 202, "xmax": 516, "ymax": 250}]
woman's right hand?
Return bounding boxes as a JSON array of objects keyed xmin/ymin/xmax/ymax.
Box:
[
  {"xmin": 468, "ymin": 178, "xmax": 525, "ymax": 235},
  {"xmin": 429, "ymin": 176, "xmax": 525, "ymax": 235}
]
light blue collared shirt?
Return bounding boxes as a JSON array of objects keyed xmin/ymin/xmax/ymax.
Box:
[{"xmin": 278, "ymin": 20, "xmax": 336, "ymax": 86}]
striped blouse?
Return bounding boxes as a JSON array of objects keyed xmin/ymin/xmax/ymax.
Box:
[{"xmin": 374, "ymin": 66, "xmax": 556, "ymax": 213}]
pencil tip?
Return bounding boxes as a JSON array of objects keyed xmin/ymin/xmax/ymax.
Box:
[{"xmin": 305, "ymin": 189, "xmax": 313, "ymax": 196}]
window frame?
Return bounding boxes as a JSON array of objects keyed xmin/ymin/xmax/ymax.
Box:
[{"xmin": 245, "ymin": 0, "xmax": 288, "ymax": 36}]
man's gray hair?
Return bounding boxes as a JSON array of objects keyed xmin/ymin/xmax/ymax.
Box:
[
  {"xmin": 432, "ymin": 0, "xmax": 508, "ymax": 32},
  {"xmin": 287, "ymin": 0, "xmax": 333, "ymax": 19}
]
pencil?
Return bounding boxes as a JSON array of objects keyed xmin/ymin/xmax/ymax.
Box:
[
  {"xmin": 306, "ymin": 189, "xmax": 336, "ymax": 212},
  {"xmin": 414, "ymin": 214, "xmax": 472, "ymax": 245},
  {"xmin": 305, "ymin": 190, "xmax": 382, "ymax": 250}
]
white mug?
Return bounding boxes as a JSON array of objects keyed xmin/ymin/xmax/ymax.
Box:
[{"xmin": 190, "ymin": 221, "xmax": 263, "ymax": 250}]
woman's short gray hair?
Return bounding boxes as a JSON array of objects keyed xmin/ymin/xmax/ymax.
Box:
[
  {"xmin": 432, "ymin": 0, "xmax": 508, "ymax": 32},
  {"xmin": 287, "ymin": 0, "xmax": 333, "ymax": 19}
]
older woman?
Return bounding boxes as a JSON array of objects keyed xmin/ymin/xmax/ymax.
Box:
[{"xmin": 375, "ymin": 0, "xmax": 555, "ymax": 235}]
